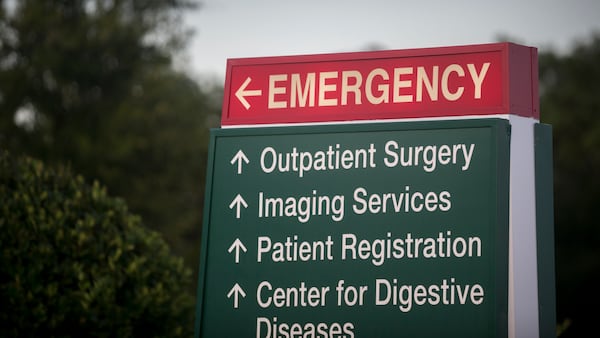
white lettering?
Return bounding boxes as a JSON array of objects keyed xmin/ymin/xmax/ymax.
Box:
[
  {"xmin": 365, "ymin": 68, "xmax": 389, "ymax": 104},
  {"xmin": 341, "ymin": 70, "xmax": 362, "ymax": 105},
  {"xmin": 268, "ymin": 74, "xmax": 287, "ymax": 108},
  {"xmin": 290, "ymin": 73, "xmax": 316, "ymax": 107},
  {"xmin": 441, "ymin": 64, "xmax": 465, "ymax": 101},
  {"xmin": 265, "ymin": 62, "xmax": 491, "ymax": 110},
  {"xmin": 416, "ymin": 66, "xmax": 439, "ymax": 101},
  {"xmin": 393, "ymin": 67, "xmax": 413, "ymax": 103},
  {"xmin": 318, "ymin": 71, "xmax": 338, "ymax": 106},
  {"xmin": 467, "ymin": 62, "xmax": 490, "ymax": 99}
]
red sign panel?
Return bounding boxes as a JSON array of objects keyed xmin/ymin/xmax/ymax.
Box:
[{"xmin": 221, "ymin": 43, "xmax": 538, "ymax": 126}]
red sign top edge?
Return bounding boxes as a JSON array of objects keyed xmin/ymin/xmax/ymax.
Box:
[{"xmin": 221, "ymin": 42, "xmax": 539, "ymax": 126}]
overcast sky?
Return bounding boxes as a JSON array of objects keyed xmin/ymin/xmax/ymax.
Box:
[{"xmin": 182, "ymin": 0, "xmax": 600, "ymax": 84}]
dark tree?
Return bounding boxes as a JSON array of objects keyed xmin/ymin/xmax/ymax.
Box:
[
  {"xmin": 539, "ymin": 33, "xmax": 600, "ymax": 337},
  {"xmin": 0, "ymin": 150, "xmax": 195, "ymax": 337},
  {"xmin": 0, "ymin": 0, "xmax": 221, "ymax": 272}
]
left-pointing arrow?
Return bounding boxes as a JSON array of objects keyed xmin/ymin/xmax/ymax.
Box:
[
  {"xmin": 235, "ymin": 77, "xmax": 262, "ymax": 110},
  {"xmin": 227, "ymin": 283, "xmax": 246, "ymax": 309},
  {"xmin": 229, "ymin": 194, "xmax": 248, "ymax": 219}
]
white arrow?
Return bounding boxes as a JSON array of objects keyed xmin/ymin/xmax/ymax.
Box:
[
  {"xmin": 229, "ymin": 194, "xmax": 248, "ymax": 219},
  {"xmin": 230, "ymin": 150, "xmax": 249, "ymax": 174},
  {"xmin": 227, "ymin": 283, "xmax": 246, "ymax": 309},
  {"xmin": 228, "ymin": 238, "xmax": 247, "ymax": 264},
  {"xmin": 235, "ymin": 77, "xmax": 262, "ymax": 110}
]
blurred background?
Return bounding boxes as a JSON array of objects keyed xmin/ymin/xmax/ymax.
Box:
[{"xmin": 1, "ymin": 0, "xmax": 598, "ymax": 337}]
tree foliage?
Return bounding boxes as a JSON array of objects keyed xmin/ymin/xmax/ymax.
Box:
[
  {"xmin": 0, "ymin": 0, "xmax": 196, "ymax": 153},
  {"xmin": 99, "ymin": 68, "xmax": 219, "ymax": 267},
  {"xmin": 0, "ymin": 150, "xmax": 194, "ymax": 337},
  {"xmin": 539, "ymin": 32, "xmax": 600, "ymax": 337},
  {"xmin": 0, "ymin": 0, "xmax": 220, "ymax": 271}
]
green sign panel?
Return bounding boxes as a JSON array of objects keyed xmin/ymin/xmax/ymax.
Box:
[{"xmin": 195, "ymin": 119, "xmax": 510, "ymax": 338}]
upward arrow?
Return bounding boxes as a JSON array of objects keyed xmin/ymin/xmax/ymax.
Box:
[
  {"xmin": 235, "ymin": 77, "xmax": 262, "ymax": 110},
  {"xmin": 227, "ymin": 283, "xmax": 246, "ymax": 309},
  {"xmin": 228, "ymin": 238, "xmax": 247, "ymax": 264},
  {"xmin": 230, "ymin": 150, "xmax": 249, "ymax": 174},
  {"xmin": 229, "ymin": 194, "xmax": 248, "ymax": 219}
]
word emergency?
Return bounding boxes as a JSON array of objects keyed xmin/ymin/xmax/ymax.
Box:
[{"xmin": 267, "ymin": 62, "xmax": 491, "ymax": 109}]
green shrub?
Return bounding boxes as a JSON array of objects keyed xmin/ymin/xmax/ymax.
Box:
[{"xmin": 0, "ymin": 150, "xmax": 194, "ymax": 337}]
